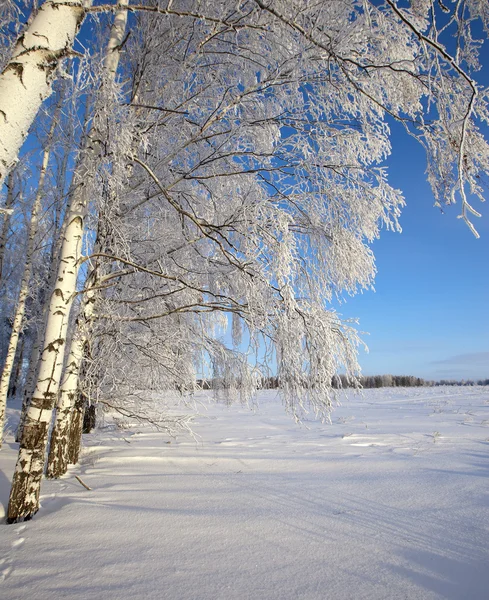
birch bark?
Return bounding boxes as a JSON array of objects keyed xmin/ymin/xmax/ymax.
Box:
[
  {"xmin": 7, "ymin": 337, "xmax": 24, "ymax": 398},
  {"xmin": 0, "ymin": 101, "xmax": 60, "ymax": 447},
  {"xmin": 6, "ymin": 173, "xmax": 84, "ymax": 522},
  {"xmin": 46, "ymin": 0, "xmax": 130, "ymax": 479},
  {"xmin": 16, "ymin": 337, "xmax": 40, "ymax": 443},
  {"xmin": 6, "ymin": 0, "xmax": 128, "ymax": 523},
  {"xmin": 46, "ymin": 289, "xmax": 95, "ymax": 477},
  {"xmin": 0, "ymin": 0, "xmax": 90, "ymax": 187},
  {"xmin": 17, "ymin": 88, "xmax": 84, "ymax": 444},
  {"xmin": 16, "ymin": 181, "xmax": 66, "ymax": 443},
  {"xmin": 67, "ymin": 394, "xmax": 85, "ymax": 465}
]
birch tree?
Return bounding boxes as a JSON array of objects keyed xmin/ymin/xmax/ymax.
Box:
[
  {"xmin": 46, "ymin": 3, "xmax": 133, "ymax": 478},
  {"xmin": 16, "ymin": 67, "xmax": 93, "ymax": 443},
  {"xmin": 0, "ymin": 0, "xmax": 89, "ymax": 187},
  {"xmin": 0, "ymin": 79, "xmax": 75, "ymax": 445},
  {"xmin": 7, "ymin": 2, "xmax": 129, "ymax": 523},
  {"xmin": 0, "ymin": 102, "xmax": 60, "ymax": 446}
]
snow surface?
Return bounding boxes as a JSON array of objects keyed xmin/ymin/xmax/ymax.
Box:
[{"xmin": 1, "ymin": 386, "xmax": 489, "ymax": 600}]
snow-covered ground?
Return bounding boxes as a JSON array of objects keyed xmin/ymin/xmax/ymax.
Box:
[{"xmin": 1, "ymin": 386, "xmax": 489, "ymax": 600}]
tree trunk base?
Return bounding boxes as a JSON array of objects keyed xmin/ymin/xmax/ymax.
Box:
[
  {"xmin": 46, "ymin": 419, "xmax": 70, "ymax": 479},
  {"xmin": 6, "ymin": 511, "xmax": 36, "ymax": 525},
  {"xmin": 68, "ymin": 405, "xmax": 84, "ymax": 465}
]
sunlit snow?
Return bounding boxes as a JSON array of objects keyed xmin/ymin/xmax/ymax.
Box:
[{"xmin": 1, "ymin": 386, "xmax": 489, "ymax": 600}]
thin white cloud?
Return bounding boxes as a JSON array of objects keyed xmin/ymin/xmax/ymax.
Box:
[{"xmin": 431, "ymin": 352, "xmax": 489, "ymax": 366}]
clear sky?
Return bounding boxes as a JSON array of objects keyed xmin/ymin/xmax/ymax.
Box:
[{"xmin": 341, "ymin": 123, "xmax": 489, "ymax": 381}]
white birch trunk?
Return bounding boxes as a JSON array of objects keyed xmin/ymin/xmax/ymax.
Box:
[
  {"xmin": 16, "ymin": 150, "xmax": 69, "ymax": 443},
  {"xmin": 16, "ymin": 335, "xmax": 40, "ymax": 443},
  {"xmin": 6, "ymin": 182, "xmax": 84, "ymax": 521},
  {"xmin": 0, "ymin": 0, "xmax": 90, "ymax": 187},
  {"xmin": 46, "ymin": 290, "xmax": 94, "ymax": 477},
  {"xmin": 7, "ymin": 1, "xmax": 128, "ymax": 523},
  {"xmin": 0, "ymin": 102, "xmax": 60, "ymax": 447},
  {"xmin": 7, "ymin": 337, "xmax": 24, "ymax": 398},
  {"xmin": 46, "ymin": 0, "xmax": 129, "ymax": 480},
  {"xmin": 104, "ymin": 1, "xmax": 129, "ymax": 77},
  {"xmin": 16, "ymin": 83, "xmax": 80, "ymax": 445},
  {"xmin": 45, "ymin": 328, "xmax": 85, "ymax": 478}
]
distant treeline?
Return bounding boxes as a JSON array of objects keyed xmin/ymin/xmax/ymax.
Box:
[
  {"xmin": 198, "ymin": 375, "xmax": 489, "ymax": 390},
  {"xmin": 332, "ymin": 374, "xmax": 489, "ymax": 388}
]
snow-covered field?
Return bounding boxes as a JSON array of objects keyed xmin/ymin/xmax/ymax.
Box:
[{"xmin": 1, "ymin": 386, "xmax": 489, "ymax": 600}]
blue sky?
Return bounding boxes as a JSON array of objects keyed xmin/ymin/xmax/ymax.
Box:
[{"xmin": 341, "ymin": 124, "xmax": 489, "ymax": 381}]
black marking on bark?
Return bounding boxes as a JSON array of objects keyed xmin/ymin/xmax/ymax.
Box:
[
  {"xmin": 70, "ymin": 215, "xmax": 83, "ymax": 226},
  {"xmin": 46, "ymin": 338, "xmax": 64, "ymax": 352},
  {"xmin": 47, "ymin": 422, "xmax": 70, "ymax": 478},
  {"xmin": 32, "ymin": 32, "xmax": 50, "ymax": 45},
  {"xmin": 116, "ymin": 31, "xmax": 131, "ymax": 52},
  {"xmin": 15, "ymin": 46, "xmax": 51, "ymax": 59},
  {"xmin": 22, "ymin": 422, "xmax": 48, "ymax": 450},
  {"xmin": 5, "ymin": 62, "xmax": 24, "ymax": 86},
  {"xmin": 30, "ymin": 395, "xmax": 54, "ymax": 409}
]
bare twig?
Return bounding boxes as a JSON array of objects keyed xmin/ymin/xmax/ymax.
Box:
[{"xmin": 75, "ymin": 475, "xmax": 92, "ymax": 491}]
